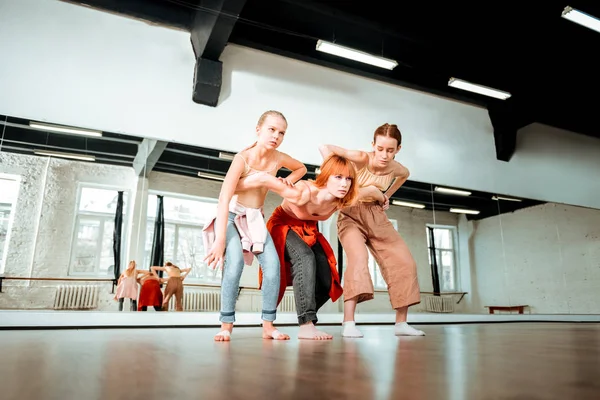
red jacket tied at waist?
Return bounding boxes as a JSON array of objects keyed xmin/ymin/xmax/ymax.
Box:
[{"xmin": 261, "ymin": 206, "xmax": 343, "ymax": 306}]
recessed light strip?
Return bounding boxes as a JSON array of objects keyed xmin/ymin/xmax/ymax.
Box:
[
  {"xmin": 492, "ymin": 195, "xmax": 522, "ymax": 202},
  {"xmin": 29, "ymin": 121, "xmax": 103, "ymax": 137},
  {"xmin": 315, "ymin": 40, "xmax": 398, "ymax": 70},
  {"xmin": 562, "ymin": 6, "xmax": 600, "ymax": 34},
  {"xmin": 450, "ymin": 208, "xmax": 480, "ymax": 215},
  {"xmin": 448, "ymin": 77, "xmax": 511, "ymax": 100},
  {"xmin": 391, "ymin": 200, "xmax": 426, "ymax": 209},
  {"xmin": 33, "ymin": 149, "xmax": 95, "ymax": 161},
  {"xmin": 197, "ymin": 172, "xmax": 224, "ymax": 182},
  {"xmin": 434, "ymin": 186, "xmax": 472, "ymax": 196}
]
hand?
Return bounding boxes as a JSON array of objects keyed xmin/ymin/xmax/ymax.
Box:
[
  {"xmin": 204, "ymin": 239, "xmax": 225, "ymax": 270},
  {"xmin": 382, "ymin": 195, "xmax": 390, "ymax": 211},
  {"xmin": 277, "ymin": 177, "xmax": 295, "ymax": 187}
]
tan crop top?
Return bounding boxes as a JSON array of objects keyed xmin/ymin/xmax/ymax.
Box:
[{"xmin": 355, "ymin": 164, "xmax": 395, "ymax": 202}]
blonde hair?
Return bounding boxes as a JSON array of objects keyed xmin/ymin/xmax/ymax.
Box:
[
  {"xmin": 314, "ymin": 154, "xmax": 358, "ymax": 208},
  {"xmin": 257, "ymin": 110, "xmax": 287, "ymax": 127}
]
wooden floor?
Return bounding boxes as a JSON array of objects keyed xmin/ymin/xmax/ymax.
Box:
[{"xmin": 1, "ymin": 323, "xmax": 599, "ymax": 399}]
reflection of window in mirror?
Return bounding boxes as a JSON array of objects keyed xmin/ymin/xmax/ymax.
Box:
[
  {"xmin": 144, "ymin": 193, "xmax": 218, "ymax": 285},
  {"xmin": 426, "ymin": 224, "xmax": 459, "ymax": 292},
  {"xmin": 69, "ymin": 185, "xmax": 129, "ymax": 277},
  {"xmin": 0, "ymin": 174, "xmax": 21, "ymax": 273}
]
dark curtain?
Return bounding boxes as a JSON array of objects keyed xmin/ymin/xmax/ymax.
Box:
[
  {"xmin": 112, "ymin": 191, "xmax": 124, "ymax": 284},
  {"xmin": 149, "ymin": 195, "xmax": 165, "ymax": 278},
  {"xmin": 427, "ymin": 226, "xmax": 441, "ymax": 295}
]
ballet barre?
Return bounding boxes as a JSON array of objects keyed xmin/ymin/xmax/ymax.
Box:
[{"xmin": 0, "ymin": 276, "xmax": 117, "ymax": 293}]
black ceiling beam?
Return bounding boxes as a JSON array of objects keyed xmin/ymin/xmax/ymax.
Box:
[
  {"xmin": 191, "ymin": 0, "xmax": 247, "ymax": 106},
  {"xmin": 488, "ymin": 98, "xmax": 534, "ymax": 162},
  {"xmin": 61, "ymin": 0, "xmax": 193, "ymax": 31}
]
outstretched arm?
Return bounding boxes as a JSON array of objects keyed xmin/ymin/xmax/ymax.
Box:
[
  {"xmin": 319, "ymin": 144, "xmax": 369, "ymax": 168},
  {"xmin": 237, "ymin": 172, "xmax": 311, "ymax": 205},
  {"xmin": 278, "ymin": 152, "xmax": 307, "ymax": 186}
]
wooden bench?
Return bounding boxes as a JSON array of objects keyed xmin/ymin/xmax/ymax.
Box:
[{"xmin": 485, "ymin": 305, "xmax": 529, "ymax": 314}]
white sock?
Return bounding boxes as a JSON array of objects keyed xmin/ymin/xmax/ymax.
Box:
[
  {"xmin": 394, "ymin": 322, "xmax": 425, "ymax": 336},
  {"xmin": 342, "ymin": 321, "xmax": 364, "ymax": 338}
]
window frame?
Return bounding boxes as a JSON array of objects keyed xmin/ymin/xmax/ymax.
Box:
[
  {"xmin": 68, "ymin": 183, "xmax": 130, "ymax": 277},
  {"xmin": 425, "ymin": 223, "xmax": 460, "ymax": 292}
]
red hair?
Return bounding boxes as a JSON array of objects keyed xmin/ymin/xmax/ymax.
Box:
[{"xmin": 314, "ymin": 154, "xmax": 358, "ymax": 208}]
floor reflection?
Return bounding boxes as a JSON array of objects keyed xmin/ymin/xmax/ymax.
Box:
[{"xmin": 0, "ymin": 323, "xmax": 599, "ymax": 400}]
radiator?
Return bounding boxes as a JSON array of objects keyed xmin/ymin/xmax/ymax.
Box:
[
  {"xmin": 167, "ymin": 290, "xmax": 221, "ymax": 311},
  {"xmin": 425, "ymin": 296, "xmax": 455, "ymax": 313},
  {"xmin": 277, "ymin": 292, "xmax": 296, "ymax": 313},
  {"xmin": 53, "ymin": 285, "xmax": 100, "ymax": 310}
]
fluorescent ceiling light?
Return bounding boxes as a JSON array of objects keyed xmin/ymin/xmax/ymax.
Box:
[
  {"xmin": 492, "ymin": 195, "xmax": 522, "ymax": 202},
  {"xmin": 434, "ymin": 186, "xmax": 472, "ymax": 196},
  {"xmin": 315, "ymin": 40, "xmax": 398, "ymax": 70},
  {"xmin": 448, "ymin": 77, "xmax": 511, "ymax": 100},
  {"xmin": 197, "ymin": 172, "xmax": 224, "ymax": 181},
  {"xmin": 29, "ymin": 121, "xmax": 103, "ymax": 137},
  {"xmin": 218, "ymin": 151, "xmax": 235, "ymax": 161},
  {"xmin": 562, "ymin": 6, "xmax": 600, "ymax": 33},
  {"xmin": 33, "ymin": 149, "xmax": 95, "ymax": 161},
  {"xmin": 392, "ymin": 200, "xmax": 426, "ymax": 209},
  {"xmin": 450, "ymin": 208, "xmax": 480, "ymax": 215}
]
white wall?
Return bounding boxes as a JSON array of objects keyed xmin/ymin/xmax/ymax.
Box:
[
  {"xmin": 1, "ymin": 0, "xmax": 600, "ymax": 209},
  {"xmin": 468, "ymin": 203, "xmax": 600, "ymax": 314}
]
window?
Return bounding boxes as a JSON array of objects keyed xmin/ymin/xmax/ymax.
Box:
[
  {"xmin": 342, "ymin": 219, "xmax": 398, "ymax": 291},
  {"xmin": 69, "ymin": 185, "xmax": 128, "ymax": 276},
  {"xmin": 144, "ymin": 194, "xmax": 219, "ymax": 284},
  {"xmin": 0, "ymin": 174, "xmax": 20, "ymax": 273},
  {"xmin": 426, "ymin": 225, "xmax": 459, "ymax": 292}
]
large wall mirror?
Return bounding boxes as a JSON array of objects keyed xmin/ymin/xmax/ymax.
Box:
[{"xmin": 0, "ymin": 113, "xmax": 597, "ymax": 316}]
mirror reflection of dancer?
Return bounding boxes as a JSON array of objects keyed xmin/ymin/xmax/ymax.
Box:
[
  {"xmin": 114, "ymin": 260, "xmax": 143, "ymax": 311},
  {"xmin": 151, "ymin": 262, "xmax": 190, "ymax": 311},
  {"xmin": 237, "ymin": 154, "xmax": 358, "ymax": 340},
  {"xmin": 203, "ymin": 110, "xmax": 307, "ymax": 342},
  {"xmin": 320, "ymin": 123, "xmax": 425, "ymax": 338},
  {"xmin": 137, "ymin": 269, "xmax": 167, "ymax": 311}
]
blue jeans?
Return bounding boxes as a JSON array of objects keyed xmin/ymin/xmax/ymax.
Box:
[{"xmin": 220, "ymin": 212, "xmax": 280, "ymax": 323}]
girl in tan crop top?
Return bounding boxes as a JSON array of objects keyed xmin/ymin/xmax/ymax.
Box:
[{"xmin": 319, "ymin": 123, "xmax": 425, "ymax": 339}]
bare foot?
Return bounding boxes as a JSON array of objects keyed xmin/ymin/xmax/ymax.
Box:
[
  {"xmin": 214, "ymin": 323, "xmax": 233, "ymax": 342},
  {"xmin": 298, "ymin": 322, "xmax": 333, "ymax": 340},
  {"xmin": 262, "ymin": 323, "xmax": 290, "ymax": 340}
]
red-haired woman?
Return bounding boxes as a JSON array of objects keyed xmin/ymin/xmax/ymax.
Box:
[
  {"xmin": 238, "ymin": 154, "xmax": 358, "ymax": 340},
  {"xmin": 320, "ymin": 123, "xmax": 425, "ymax": 338}
]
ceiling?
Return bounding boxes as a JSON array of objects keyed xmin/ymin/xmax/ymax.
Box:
[
  {"xmin": 64, "ymin": 0, "xmax": 600, "ymax": 162},
  {"xmin": 0, "ymin": 114, "xmax": 544, "ymax": 220}
]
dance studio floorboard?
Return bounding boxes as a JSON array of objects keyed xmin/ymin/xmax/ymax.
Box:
[{"xmin": 1, "ymin": 323, "xmax": 599, "ymax": 400}]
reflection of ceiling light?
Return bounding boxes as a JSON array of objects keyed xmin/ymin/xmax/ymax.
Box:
[
  {"xmin": 448, "ymin": 77, "xmax": 511, "ymax": 100},
  {"xmin": 218, "ymin": 151, "xmax": 235, "ymax": 161},
  {"xmin": 315, "ymin": 40, "xmax": 398, "ymax": 70},
  {"xmin": 492, "ymin": 195, "xmax": 522, "ymax": 202},
  {"xmin": 392, "ymin": 200, "xmax": 425, "ymax": 209},
  {"xmin": 450, "ymin": 208, "xmax": 480, "ymax": 215},
  {"xmin": 435, "ymin": 186, "xmax": 472, "ymax": 196},
  {"xmin": 29, "ymin": 121, "xmax": 103, "ymax": 137},
  {"xmin": 562, "ymin": 6, "xmax": 600, "ymax": 34},
  {"xmin": 33, "ymin": 149, "xmax": 95, "ymax": 161},
  {"xmin": 197, "ymin": 172, "xmax": 224, "ymax": 181}
]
